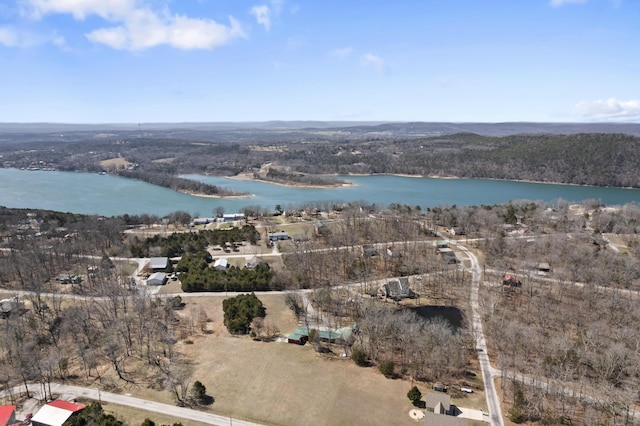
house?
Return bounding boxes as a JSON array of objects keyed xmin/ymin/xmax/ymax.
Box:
[
  {"xmin": 380, "ymin": 278, "xmax": 411, "ymax": 300},
  {"xmin": 214, "ymin": 258, "xmax": 228, "ymax": 270},
  {"xmin": 222, "ymin": 213, "xmax": 245, "ymax": 222},
  {"xmin": 146, "ymin": 272, "xmax": 167, "ymax": 286},
  {"xmin": 0, "ymin": 405, "xmax": 16, "ymax": 426},
  {"xmin": 31, "ymin": 400, "xmax": 85, "ymax": 426},
  {"xmin": 267, "ymin": 231, "xmax": 289, "ymax": 242},
  {"xmin": 287, "ymin": 327, "xmax": 310, "ymax": 345},
  {"xmin": 423, "ymin": 392, "xmax": 466, "ymax": 425},
  {"xmin": 422, "ymin": 412, "xmax": 468, "ymax": 426},
  {"xmin": 190, "ymin": 218, "xmax": 210, "ymax": 226},
  {"xmin": 149, "ymin": 257, "xmax": 169, "ymax": 272},
  {"xmin": 434, "ymin": 240, "xmax": 449, "ymax": 251}
]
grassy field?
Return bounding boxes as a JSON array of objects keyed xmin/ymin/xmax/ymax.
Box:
[
  {"xmin": 100, "ymin": 157, "xmax": 132, "ymax": 169},
  {"xmin": 172, "ymin": 295, "xmax": 442, "ymax": 426}
]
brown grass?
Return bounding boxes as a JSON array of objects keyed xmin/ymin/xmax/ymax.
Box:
[
  {"xmin": 175, "ymin": 295, "xmax": 424, "ymax": 426},
  {"xmin": 100, "ymin": 157, "xmax": 132, "ymax": 169}
]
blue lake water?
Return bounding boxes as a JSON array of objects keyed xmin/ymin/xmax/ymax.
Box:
[{"xmin": 1, "ymin": 168, "xmax": 639, "ymax": 217}]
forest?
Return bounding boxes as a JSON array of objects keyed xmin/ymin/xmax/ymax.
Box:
[{"xmin": 2, "ymin": 125, "xmax": 640, "ymax": 188}]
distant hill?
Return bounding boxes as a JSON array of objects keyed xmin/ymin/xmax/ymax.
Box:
[{"xmin": 1, "ymin": 121, "xmax": 639, "ymax": 138}]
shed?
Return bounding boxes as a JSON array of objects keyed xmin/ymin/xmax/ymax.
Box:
[
  {"xmin": 214, "ymin": 258, "xmax": 228, "ymax": 270},
  {"xmin": 146, "ymin": 272, "xmax": 167, "ymax": 286},
  {"xmin": 32, "ymin": 400, "xmax": 85, "ymax": 426},
  {"xmin": 149, "ymin": 257, "xmax": 169, "ymax": 271}
]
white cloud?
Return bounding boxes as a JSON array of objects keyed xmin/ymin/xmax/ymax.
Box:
[
  {"xmin": 331, "ymin": 47, "xmax": 353, "ymax": 58},
  {"xmin": 550, "ymin": 0, "xmax": 588, "ymax": 7},
  {"xmin": 250, "ymin": 4, "xmax": 271, "ymax": 31},
  {"xmin": 362, "ymin": 53, "xmax": 385, "ymax": 74},
  {"xmin": 22, "ymin": 0, "xmax": 246, "ymax": 50},
  {"xmin": 23, "ymin": 0, "xmax": 136, "ymax": 20},
  {"xmin": 575, "ymin": 98, "xmax": 640, "ymax": 121},
  {"xmin": 0, "ymin": 27, "xmax": 18, "ymax": 46}
]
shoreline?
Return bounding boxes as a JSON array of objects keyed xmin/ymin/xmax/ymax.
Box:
[
  {"xmin": 181, "ymin": 190, "xmax": 255, "ymax": 199},
  {"xmin": 226, "ymin": 173, "xmax": 354, "ymax": 189}
]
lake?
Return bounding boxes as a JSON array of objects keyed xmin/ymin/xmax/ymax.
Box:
[{"xmin": 1, "ymin": 168, "xmax": 640, "ymax": 217}]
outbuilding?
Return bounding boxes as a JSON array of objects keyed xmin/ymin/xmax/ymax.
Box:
[
  {"xmin": 149, "ymin": 257, "xmax": 169, "ymax": 272},
  {"xmin": 147, "ymin": 272, "xmax": 167, "ymax": 286},
  {"xmin": 214, "ymin": 258, "xmax": 229, "ymax": 270}
]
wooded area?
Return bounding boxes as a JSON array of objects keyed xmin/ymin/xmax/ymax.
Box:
[{"xmin": 3, "ymin": 129, "xmax": 640, "ymax": 188}]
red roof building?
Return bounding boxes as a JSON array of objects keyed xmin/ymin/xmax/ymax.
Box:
[
  {"xmin": 31, "ymin": 400, "xmax": 85, "ymax": 426},
  {"xmin": 0, "ymin": 406, "xmax": 16, "ymax": 426}
]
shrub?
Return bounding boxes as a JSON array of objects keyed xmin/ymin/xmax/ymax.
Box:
[
  {"xmin": 351, "ymin": 346, "xmax": 368, "ymax": 366},
  {"xmin": 407, "ymin": 386, "xmax": 422, "ymax": 405},
  {"xmin": 379, "ymin": 360, "xmax": 395, "ymax": 378},
  {"xmin": 191, "ymin": 380, "xmax": 207, "ymax": 403}
]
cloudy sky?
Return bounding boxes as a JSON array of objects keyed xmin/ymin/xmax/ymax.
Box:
[{"xmin": 0, "ymin": 0, "xmax": 638, "ymax": 123}]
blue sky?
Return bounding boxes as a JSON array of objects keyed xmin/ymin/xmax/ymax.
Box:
[{"xmin": 0, "ymin": 0, "xmax": 638, "ymax": 123}]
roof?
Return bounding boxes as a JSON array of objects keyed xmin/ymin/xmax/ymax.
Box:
[
  {"xmin": 214, "ymin": 258, "xmax": 228, "ymax": 269},
  {"xmin": 149, "ymin": 257, "xmax": 169, "ymax": 269},
  {"xmin": 292, "ymin": 327, "xmax": 310, "ymax": 337},
  {"xmin": 422, "ymin": 412, "xmax": 468, "ymax": 426},
  {"xmin": 425, "ymin": 392, "xmax": 451, "ymax": 412},
  {"xmin": 47, "ymin": 400, "xmax": 85, "ymax": 412},
  {"xmin": 0, "ymin": 406, "xmax": 15, "ymax": 425},
  {"xmin": 147, "ymin": 272, "xmax": 166, "ymax": 285},
  {"xmin": 318, "ymin": 330, "xmax": 340, "ymax": 340},
  {"xmin": 31, "ymin": 400, "xmax": 85, "ymax": 426}
]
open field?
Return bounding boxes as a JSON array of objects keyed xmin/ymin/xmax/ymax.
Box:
[
  {"xmin": 172, "ymin": 295, "xmax": 437, "ymax": 426},
  {"xmin": 100, "ymin": 157, "xmax": 133, "ymax": 169}
]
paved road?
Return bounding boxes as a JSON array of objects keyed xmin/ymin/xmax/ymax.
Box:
[
  {"xmin": 446, "ymin": 237, "xmax": 504, "ymax": 426},
  {"xmin": 1, "ymin": 383, "xmax": 261, "ymax": 426}
]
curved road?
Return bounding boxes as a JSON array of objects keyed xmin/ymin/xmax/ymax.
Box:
[{"xmin": 2, "ymin": 383, "xmax": 260, "ymax": 426}]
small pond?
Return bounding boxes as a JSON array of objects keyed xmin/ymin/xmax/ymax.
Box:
[{"xmin": 408, "ymin": 305, "xmax": 464, "ymax": 332}]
